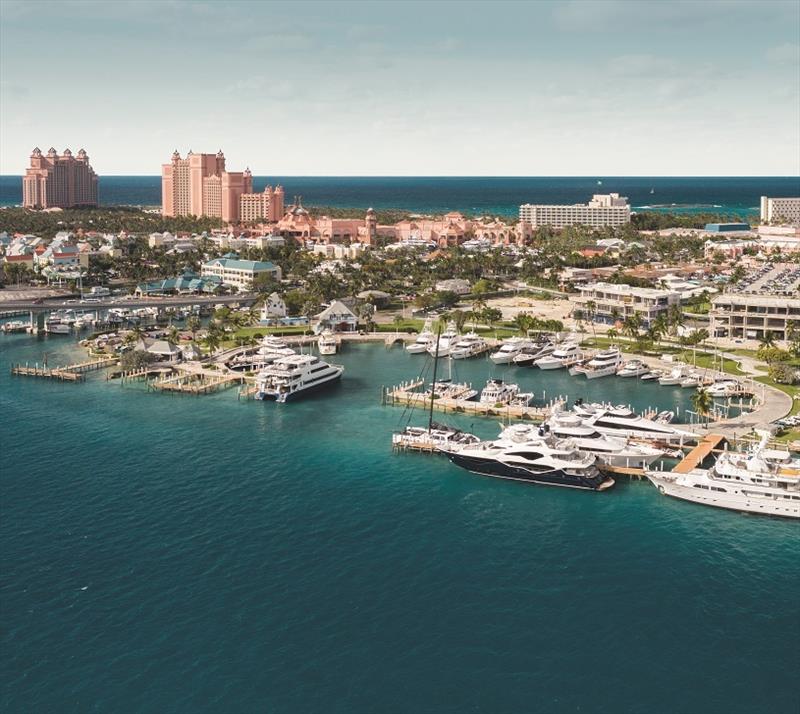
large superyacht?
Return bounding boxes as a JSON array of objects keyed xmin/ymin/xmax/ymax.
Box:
[
  {"xmin": 646, "ymin": 434, "xmax": 800, "ymax": 519},
  {"xmin": 255, "ymin": 354, "xmax": 343, "ymax": 402}
]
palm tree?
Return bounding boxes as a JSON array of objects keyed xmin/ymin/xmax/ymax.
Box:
[
  {"xmin": 691, "ymin": 388, "xmax": 713, "ymax": 426},
  {"xmin": 186, "ymin": 315, "xmax": 201, "ymax": 341},
  {"xmin": 622, "ymin": 313, "xmax": 642, "ymax": 341},
  {"xmin": 168, "ymin": 325, "xmax": 180, "ymax": 344},
  {"xmin": 202, "ymin": 324, "xmax": 223, "ymax": 355},
  {"xmin": 667, "ymin": 304, "xmax": 684, "ymax": 337},
  {"xmin": 760, "ymin": 331, "xmax": 775, "ymax": 349}
]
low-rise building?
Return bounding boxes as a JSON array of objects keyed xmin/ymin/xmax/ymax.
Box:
[
  {"xmin": 260, "ymin": 292, "xmax": 287, "ymax": 320},
  {"xmin": 435, "ymin": 278, "xmax": 471, "ymax": 295},
  {"xmin": 572, "ymin": 282, "xmax": 680, "ymax": 327},
  {"xmin": 710, "ymin": 293, "xmax": 800, "ymax": 340},
  {"xmin": 315, "ymin": 300, "xmax": 359, "ymax": 333},
  {"xmin": 200, "ymin": 256, "xmax": 281, "ymax": 291}
]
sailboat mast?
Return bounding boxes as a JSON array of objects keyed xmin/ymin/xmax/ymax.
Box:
[{"xmin": 428, "ymin": 324, "xmax": 442, "ymax": 431}]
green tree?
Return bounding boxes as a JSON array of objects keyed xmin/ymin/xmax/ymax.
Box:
[
  {"xmin": 119, "ymin": 350, "xmax": 156, "ymax": 371},
  {"xmin": 186, "ymin": 315, "xmax": 201, "ymax": 340},
  {"xmin": 759, "ymin": 331, "xmax": 775, "ymax": 349}
]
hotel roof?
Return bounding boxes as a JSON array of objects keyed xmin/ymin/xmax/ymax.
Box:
[{"xmin": 204, "ymin": 257, "xmax": 277, "ymax": 271}]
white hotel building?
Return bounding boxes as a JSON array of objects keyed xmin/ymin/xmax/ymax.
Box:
[
  {"xmin": 573, "ymin": 282, "xmax": 680, "ymax": 327},
  {"xmin": 760, "ymin": 196, "xmax": 800, "ymax": 226},
  {"xmin": 519, "ymin": 193, "xmax": 631, "ymax": 230}
]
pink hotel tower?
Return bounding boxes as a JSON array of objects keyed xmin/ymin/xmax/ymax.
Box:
[
  {"xmin": 161, "ymin": 150, "xmax": 283, "ymax": 224},
  {"xmin": 23, "ymin": 147, "xmax": 98, "ymax": 209}
]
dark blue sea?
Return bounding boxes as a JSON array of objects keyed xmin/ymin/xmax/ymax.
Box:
[
  {"xmin": 2, "ymin": 175, "xmax": 799, "ymax": 217},
  {"xmin": 1, "ymin": 332, "xmax": 798, "ymax": 713}
]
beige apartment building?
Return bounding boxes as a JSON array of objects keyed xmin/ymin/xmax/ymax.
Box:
[
  {"xmin": 573, "ymin": 282, "xmax": 679, "ymax": 327},
  {"xmin": 710, "ymin": 294, "xmax": 800, "ymax": 341}
]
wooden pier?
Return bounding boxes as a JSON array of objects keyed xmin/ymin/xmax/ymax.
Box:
[
  {"xmin": 673, "ymin": 433, "xmax": 727, "ymax": 473},
  {"xmin": 149, "ymin": 371, "xmax": 244, "ymax": 395},
  {"xmin": 10, "ymin": 356, "xmax": 117, "ymax": 383}
]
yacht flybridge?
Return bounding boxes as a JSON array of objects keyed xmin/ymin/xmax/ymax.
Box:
[
  {"xmin": 535, "ymin": 342, "xmax": 581, "ymax": 370},
  {"xmin": 255, "ymin": 354, "xmax": 343, "ymax": 402}
]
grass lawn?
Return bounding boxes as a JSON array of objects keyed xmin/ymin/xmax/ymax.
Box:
[
  {"xmin": 674, "ymin": 351, "xmax": 747, "ymax": 376},
  {"xmin": 754, "ymin": 376, "xmax": 800, "ymax": 416}
]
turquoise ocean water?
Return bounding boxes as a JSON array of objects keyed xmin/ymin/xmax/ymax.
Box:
[{"xmin": 1, "ymin": 332, "xmax": 798, "ymax": 713}]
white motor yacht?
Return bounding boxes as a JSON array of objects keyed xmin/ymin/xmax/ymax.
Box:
[
  {"xmin": 512, "ymin": 339, "xmax": 556, "ymax": 367},
  {"xmin": 490, "ymin": 337, "xmax": 531, "ymax": 364},
  {"xmin": 501, "ymin": 416, "xmax": 664, "ymax": 469},
  {"xmin": 406, "ymin": 318, "xmax": 435, "ymax": 354},
  {"xmin": 647, "ymin": 433, "xmax": 800, "ymax": 519},
  {"xmin": 479, "ymin": 379, "xmax": 533, "ymax": 406},
  {"xmin": 641, "ymin": 370, "xmax": 661, "ymax": 381},
  {"xmin": 318, "ymin": 329, "xmax": 338, "ymax": 356},
  {"xmin": 447, "ymin": 438, "xmax": 614, "ymax": 490},
  {"xmin": 535, "ymin": 342, "xmax": 582, "ymax": 370},
  {"xmin": 229, "ymin": 335, "xmax": 295, "ymax": 371},
  {"xmin": 392, "ymin": 422, "xmax": 481, "ymax": 452},
  {"xmin": 255, "ymin": 354, "xmax": 343, "ymax": 402},
  {"xmin": 450, "ymin": 332, "xmax": 487, "ymax": 360},
  {"xmin": 706, "ymin": 380, "xmax": 743, "ymax": 397},
  {"xmin": 572, "ymin": 347, "xmax": 623, "ymax": 379},
  {"xmin": 427, "ymin": 321, "xmax": 459, "ymax": 358},
  {"xmin": 680, "ymin": 373, "xmax": 702, "ymax": 388},
  {"xmin": 572, "ymin": 402, "xmax": 696, "ymax": 444},
  {"xmin": 617, "ymin": 359, "xmax": 650, "ymax": 378},
  {"xmin": 658, "ymin": 364, "xmax": 691, "ymax": 386}
]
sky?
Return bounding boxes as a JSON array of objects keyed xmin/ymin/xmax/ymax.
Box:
[{"xmin": 1, "ymin": 0, "xmax": 799, "ymax": 176}]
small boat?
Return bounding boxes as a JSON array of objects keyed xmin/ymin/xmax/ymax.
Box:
[
  {"xmin": 617, "ymin": 359, "xmax": 650, "ymax": 378},
  {"xmin": 706, "ymin": 380, "xmax": 742, "ymax": 397},
  {"xmin": 680, "ymin": 373, "xmax": 701, "ymax": 388},
  {"xmin": 406, "ymin": 318, "xmax": 435, "ymax": 354},
  {"xmin": 318, "ymin": 329, "xmax": 338, "ymax": 356},
  {"xmin": 2, "ymin": 320, "xmax": 27, "ymax": 333},
  {"xmin": 658, "ymin": 365, "xmax": 691, "ymax": 386},
  {"xmin": 479, "ymin": 379, "xmax": 534, "ymax": 407},
  {"xmin": 490, "ymin": 337, "xmax": 531, "ymax": 364},
  {"xmin": 572, "ymin": 347, "xmax": 623, "ymax": 379},
  {"xmin": 641, "ymin": 371, "xmax": 661, "ymax": 381},
  {"xmin": 427, "ymin": 321, "xmax": 459, "ymax": 358},
  {"xmin": 512, "ymin": 338, "xmax": 556, "ymax": 367},
  {"xmin": 392, "ymin": 423, "xmax": 480, "ymax": 452},
  {"xmin": 535, "ymin": 342, "xmax": 582, "ymax": 370},
  {"xmin": 450, "ymin": 332, "xmax": 487, "ymax": 360}
]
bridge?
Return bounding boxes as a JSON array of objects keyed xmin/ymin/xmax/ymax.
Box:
[{"xmin": 0, "ymin": 293, "xmax": 259, "ymax": 313}]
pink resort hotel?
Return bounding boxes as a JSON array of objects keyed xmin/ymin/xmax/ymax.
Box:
[
  {"xmin": 22, "ymin": 147, "xmax": 99, "ymax": 209},
  {"xmin": 161, "ymin": 150, "xmax": 284, "ymax": 224}
]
